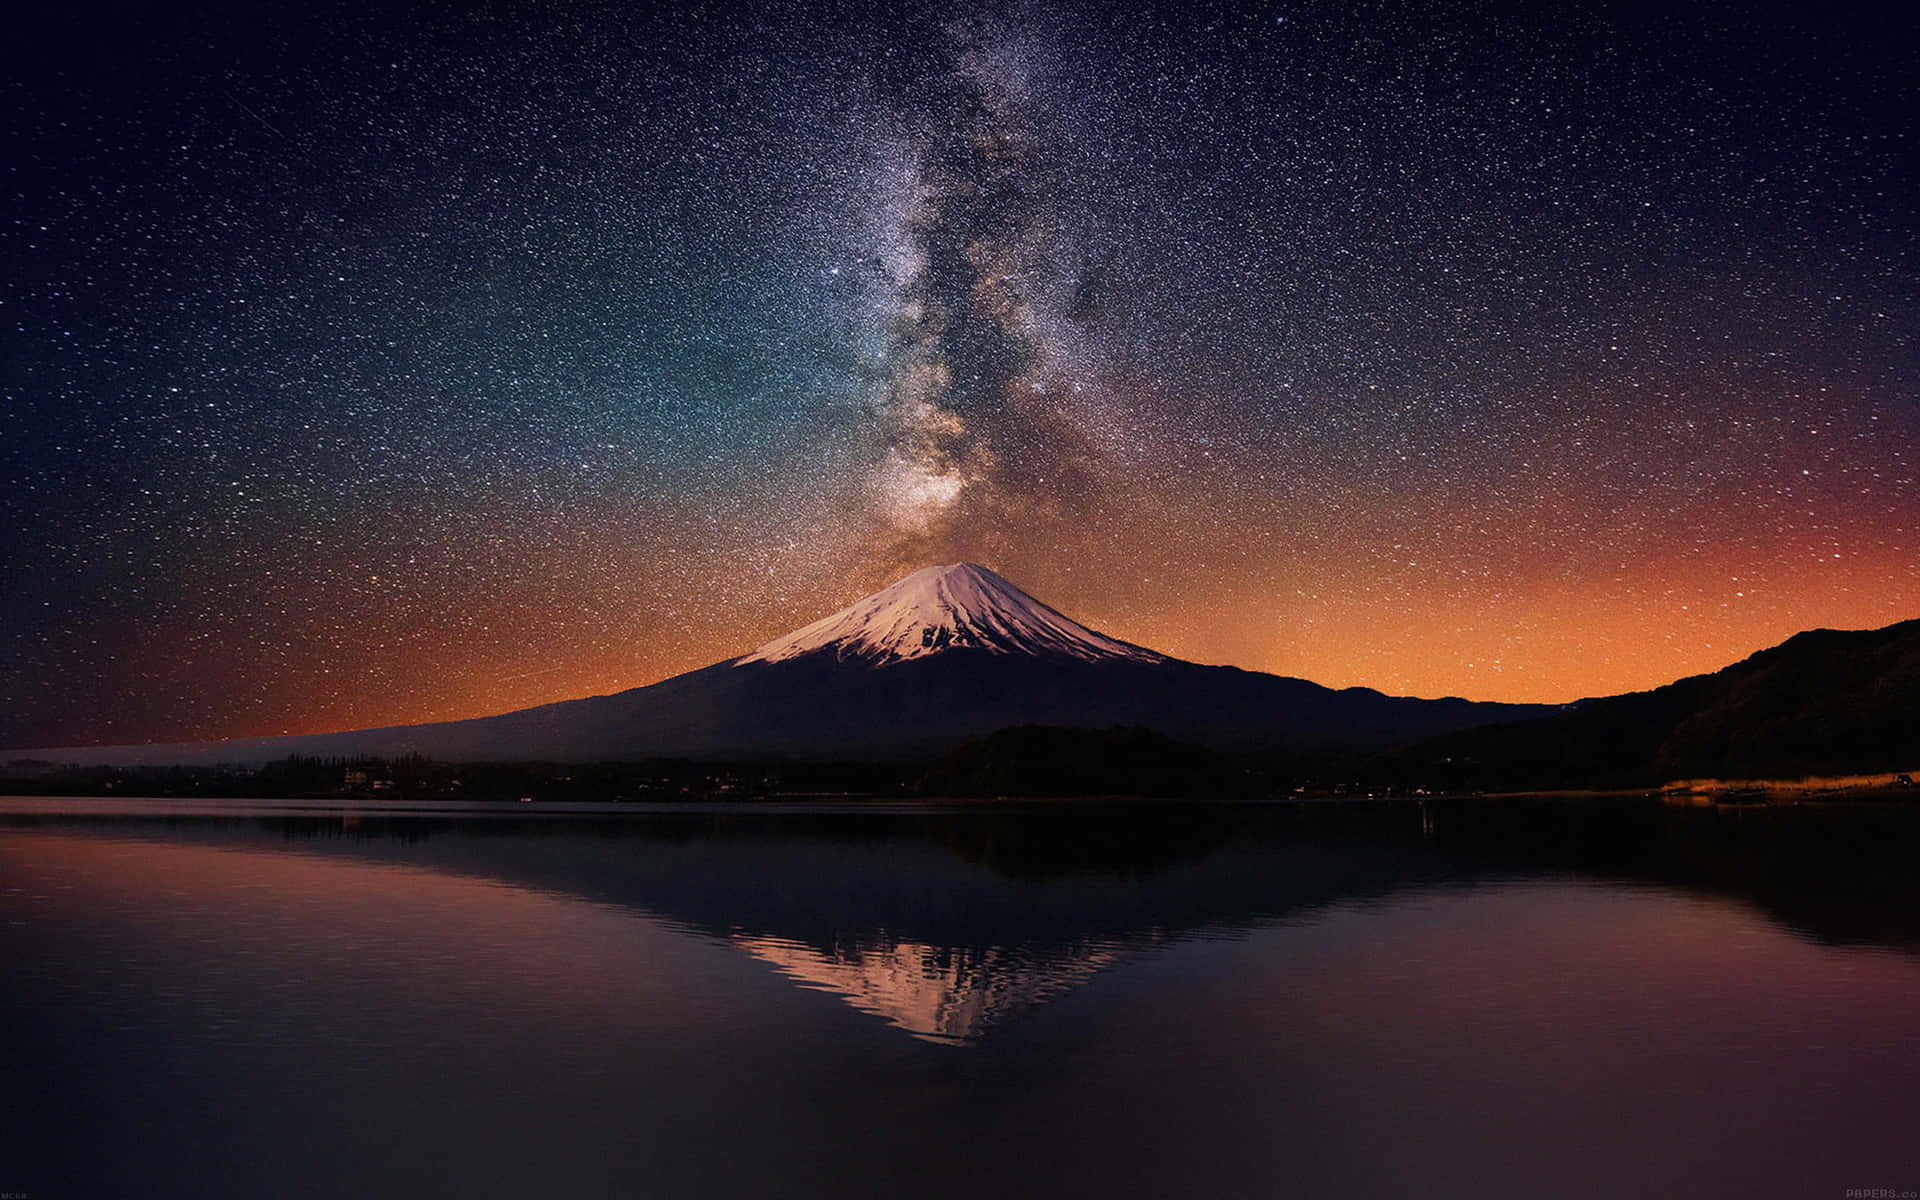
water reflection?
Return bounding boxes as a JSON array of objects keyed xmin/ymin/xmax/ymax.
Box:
[
  {"xmin": 8, "ymin": 798, "xmax": 1920, "ymax": 1045},
  {"xmin": 734, "ymin": 933, "xmax": 1141, "ymax": 1043},
  {"xmin": 6, "ymin": 798, "xmax": 1920, "ymax": 1200}
]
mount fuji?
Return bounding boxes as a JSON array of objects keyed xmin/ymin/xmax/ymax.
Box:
[
  {"xmin": 736, "ymin": 562, "xmax": 1167, "ymax": 668},
  {"xmin": 32, "ymin": 563, "xmax": 1551, "ymax": 765}
]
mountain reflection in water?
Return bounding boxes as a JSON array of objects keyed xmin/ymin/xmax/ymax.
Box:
[
  {"xmin": 733, "ymin": 933, "xmax": 1139, "ymax": 1044},
  {"xmin": 8, "ymin": 797, "xmax": 1920, "ymax": 1200},
  {"xmin": 8, "ymin": 798, "xmax": 1920, "ymax": 1045}
]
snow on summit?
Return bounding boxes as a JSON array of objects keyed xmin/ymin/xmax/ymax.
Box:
[{"xmin": 736, "ymin": 563, "xmax": 1166, "ymax": 667}]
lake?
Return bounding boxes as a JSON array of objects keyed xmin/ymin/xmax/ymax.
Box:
[{"xmin": 4, "ymin": 796, "xmax": 1918, "ymax": 1198}]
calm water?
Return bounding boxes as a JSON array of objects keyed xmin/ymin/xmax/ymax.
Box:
[{"xmin": 4, "ymin": 797, "xmax": 1920, "ymax": 1199}]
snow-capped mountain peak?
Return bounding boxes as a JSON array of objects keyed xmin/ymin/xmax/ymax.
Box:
[{"xmin": 735, "ymin": 563, "xmax": 1166, "ymax": 668}]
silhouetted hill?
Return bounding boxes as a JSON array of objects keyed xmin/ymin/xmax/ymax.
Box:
[{"xmin": 1397, "ymin": 618, "xmax": 1920, "ymax": 789}]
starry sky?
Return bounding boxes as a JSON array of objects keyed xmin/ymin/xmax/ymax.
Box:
[{"xmin": 4, "ymin": 0, "xmax": 1916, "ymax": 749}]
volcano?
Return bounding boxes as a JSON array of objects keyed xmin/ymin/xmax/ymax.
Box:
[
  {"xmin": 737, "ymin": 562, "xmax": 1166, "ymax": 667},
  {"xmin": 32, "ymin": 563, "xmax": 1550, "ymax": 764}
]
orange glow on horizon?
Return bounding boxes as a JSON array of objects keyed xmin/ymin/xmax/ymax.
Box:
[{"xmin": 74, "ymin": 460, "xmax": 1920, "ymax": 746}]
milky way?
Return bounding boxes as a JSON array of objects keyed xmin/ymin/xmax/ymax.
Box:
[
  {"xmin": 2, "ymin": 0, "xmax": 1915, "ymax": 747},
  {"xmin": 860, "ymin": 18, "xmax": 1110, "ymax": 566}
]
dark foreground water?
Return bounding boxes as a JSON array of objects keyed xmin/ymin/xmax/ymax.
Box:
[{"xmin": 4, "ymin": 797, "xmax": 1920, "ymax": 1199}]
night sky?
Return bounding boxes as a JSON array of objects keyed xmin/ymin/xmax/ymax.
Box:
[{"xmin": 4, "ymin": 0, "xmax": 1915, "ymax": 749}]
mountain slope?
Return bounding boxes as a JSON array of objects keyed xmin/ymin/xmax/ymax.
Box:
[
  {"xmin": 24, "ymin": 563, "xmax": 1550, "ymax": 765},
  {"xmin": 1396, "ymin": 617, "xmax": 1920, "ymax": 788}
]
